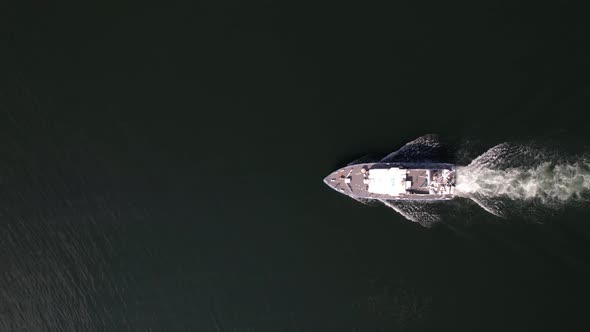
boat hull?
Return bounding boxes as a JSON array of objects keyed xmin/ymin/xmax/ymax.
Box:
[{"xmin": 323, "ymin": 162, "xmax": 456, "ymax": 201}]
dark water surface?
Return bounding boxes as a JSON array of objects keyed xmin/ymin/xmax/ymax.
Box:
[{"xmin": 2, "ymin": 1, "xmax": 590, "ymax": 331}]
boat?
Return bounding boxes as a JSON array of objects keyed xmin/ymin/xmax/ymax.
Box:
[
  {"xmin": 323, "ymin": 162, "xmax": 456, "ymax": 201},
  {"xmin": 322, "ymin": 135, "xmax": 457, "ymax": 226}
]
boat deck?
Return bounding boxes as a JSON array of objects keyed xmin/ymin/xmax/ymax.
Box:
[{"xmin": 324, "ymin": 162, "xmax": 455, "ymax": 201}]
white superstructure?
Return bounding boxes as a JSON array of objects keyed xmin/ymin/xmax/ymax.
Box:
[{"xmin": 365, "ymin": 168, "xmax": 408, "ymax": 196}]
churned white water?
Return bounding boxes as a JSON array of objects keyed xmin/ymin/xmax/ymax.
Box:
[
  {"xmin": 455, "ymin": 143, "xmax": 590, "ymax": 217},
  {"xmin": 457, "ymin": 160, "xmax": 590, "ymax": 201}
]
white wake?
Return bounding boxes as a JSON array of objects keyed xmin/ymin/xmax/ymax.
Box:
[{"xmin": 455, "ymin": 143, "xmax": 590, "ymax": 217}]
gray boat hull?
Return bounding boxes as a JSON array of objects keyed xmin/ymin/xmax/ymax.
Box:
[{"xmin": 323, "ymin": 162, "xmax": 456, "ymax": 201}]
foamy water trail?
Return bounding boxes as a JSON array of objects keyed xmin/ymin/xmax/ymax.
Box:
[
  {"xmin": 457, "ymin": 161, "xmax": 590, "ymax": 201},
  {"xmin": 455, "ymin": 143, "xmax": 590, "ymax": 217}
]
